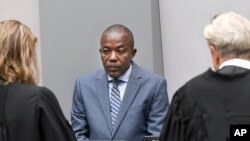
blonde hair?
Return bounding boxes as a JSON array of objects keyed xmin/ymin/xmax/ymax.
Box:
[
  {"xmin": 0, "ymin": 20, "xmax": 39, "ymax": 85},
  {"xmin": 204, "ymin": 12, "xmax": 250, "ymax": 58}
]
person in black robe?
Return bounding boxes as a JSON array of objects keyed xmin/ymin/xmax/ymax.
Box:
[
  {"xmin": 160, "ymin": 12, "xmax": 250, "ymax": 141},
  {"xmin": 0, "ymin": 20, "xmax": 76, "ymax": 141}
]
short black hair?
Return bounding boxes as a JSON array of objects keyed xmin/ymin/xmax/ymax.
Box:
[{"xmin": 101, "ymin": 24, "xmax": 134, "ymax": 48}]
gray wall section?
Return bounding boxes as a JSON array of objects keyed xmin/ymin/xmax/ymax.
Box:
[
  {"xmin": 39, "ymin": 0, "xmax": 163, "ymax": 119},
  {"xmin": 160, "ymin": 0, "xmax": 250, "ymax": 101},
  {"xmin": 151, "ymin": 0, "xmax": 164, "ymax": 75}
]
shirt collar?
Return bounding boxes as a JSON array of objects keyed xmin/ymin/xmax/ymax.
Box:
[
  {"xmin": 107, "ymin": 64, "xmax": 132, "ymax": 82},
  {"xmin": 219, "ymin": 58, "xmax": 250, "ymax": 70}
]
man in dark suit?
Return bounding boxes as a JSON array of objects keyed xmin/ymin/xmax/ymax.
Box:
[
  {"xmin": 71, "ymin": 24, "xmax": 169, "ymax": 141},
  {"xmin": 160, "ymin": 12, "xmax": 250, "ymax": 141}
]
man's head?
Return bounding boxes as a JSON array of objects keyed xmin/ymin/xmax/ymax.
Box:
[
  {"xmin": 204, "ymin": 12, "xmax": 250, "ymax": 70},
  {"xmin": 99, "ymin": 24, "xmax": 137, "ymax": 78}
]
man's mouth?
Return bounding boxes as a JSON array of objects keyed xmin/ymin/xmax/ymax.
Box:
[{"xmin": 108, "ymin": 67, "xmax": 119, "ymax": 71}]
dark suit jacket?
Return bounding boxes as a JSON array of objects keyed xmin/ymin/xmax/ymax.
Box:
[
  {"xmin": 160, "ymin": 66, "xmax": 250, "ymax": 141},
  {"xmin": 0, "ymin": 83, "xmax": 76, "ymax": 141},
  {"xmin": 71, "ymin": 62, "xmax": 169, "ymax": 141}
]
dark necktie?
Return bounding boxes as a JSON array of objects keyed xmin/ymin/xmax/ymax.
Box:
[{"xmin": 110, "ymin": 79, "xmax": 123, "ymax": 128}]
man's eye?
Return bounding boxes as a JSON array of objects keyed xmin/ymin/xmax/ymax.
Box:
[
  {"xmin": 117, "ymin": 49, "xmax": 125, "ymax": 54},
  {"xmin": 102, "ymin": 49, "xmax": 110, "ymax": 54}
]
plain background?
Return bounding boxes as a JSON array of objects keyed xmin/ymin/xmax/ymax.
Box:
[
  {"xmin": 160, "ymin": 0, "xmax": 250, "ymax": 101},
  {"xmin": 1, "ymin": 0, "xmax": 250, "ymax": 120}
]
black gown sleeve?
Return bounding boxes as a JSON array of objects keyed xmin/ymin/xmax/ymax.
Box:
[
  {"xmin": 159, "ymin": 86, "xmax": 207, "ymax": 141},
  {"xmin": 36, "ymin": 87, "xmax": 76, "ymax": 141}
]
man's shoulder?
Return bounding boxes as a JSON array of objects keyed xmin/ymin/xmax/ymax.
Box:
[
  {"xmin": 77, "ymin": 68, "xmax": 105, "ymax": 81},
  {"xmin": 185, "ymin": 69, "xmax": 211, "ymax": 85},
  {"xmin": 179, "ymin": 69, "xmax": 215, "ymax": 100},
  {"xmin": 133, "ymin": 64, "xmax": 165, "ymax": 81}
]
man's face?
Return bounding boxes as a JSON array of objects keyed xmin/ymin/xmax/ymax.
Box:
[{"xmin": 100, "ymin": 31, "xmax": 136, "ymax": 78}]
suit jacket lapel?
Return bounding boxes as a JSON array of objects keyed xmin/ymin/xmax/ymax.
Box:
[
  {"xmin": 112, "ymin": 63, "xmax": 143, "ymax": 137},
  {"xmin": 96, "ymin": 70, "xmax": 113, "ymax": 135}
]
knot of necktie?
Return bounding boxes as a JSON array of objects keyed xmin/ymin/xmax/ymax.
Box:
[{"xmin": 109, "ymin": 79, "xmax": 123, "ymax": 86}]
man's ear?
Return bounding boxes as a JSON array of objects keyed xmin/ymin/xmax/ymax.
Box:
[
  {"xmin": 131, "ymin": 48, "xmax": 137, "ymax": 58},
  {"xmin": 209, "ymin": 45, "xmax": 221, "ymax": 71}
]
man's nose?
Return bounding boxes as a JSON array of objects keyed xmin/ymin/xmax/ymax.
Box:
[{"xmin": 109, "ymin": 51, "xmax": 117, "ymax": 61}]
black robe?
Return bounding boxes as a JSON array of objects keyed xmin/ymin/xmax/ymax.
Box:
[
  {"xmin": 160, "ymin": 66, "xmax": 250, "ymax": 141},
  {"xmin": 0, "ymin": 82, "xmax": 76, "ymax": 141}
]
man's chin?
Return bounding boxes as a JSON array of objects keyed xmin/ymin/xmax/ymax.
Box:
[{"xmin": 108, "ymin": 72, "xmax": 121, "ymax": 78}]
